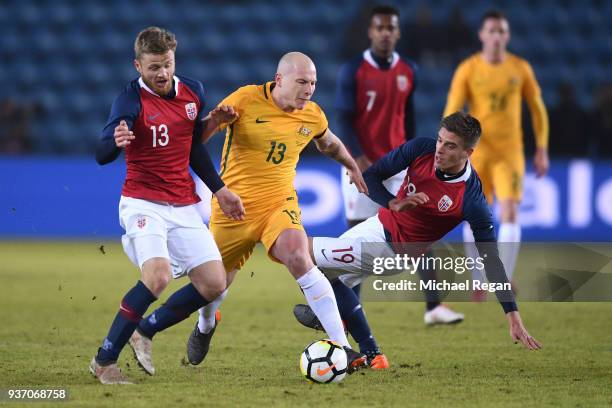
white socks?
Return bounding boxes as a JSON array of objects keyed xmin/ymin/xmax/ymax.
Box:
[
  {"xmin": 197, "ymin": 289, "xmax": 228, "ymax": 334},
  {"xmin": 195, "ymin": 268, "xmax": 353, "ymax": 348},
  {"xmin": 498, "ymin": 223, "xmax": 521, "ymax": 281},
  {"xmin": 297, "ymin": 266, "xmax": 350, "ymax": 348}
]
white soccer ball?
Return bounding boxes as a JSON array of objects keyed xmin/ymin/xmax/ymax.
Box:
[{"xmin": 300, "ymin": 339, "xmax": 348, "ymax": 384}]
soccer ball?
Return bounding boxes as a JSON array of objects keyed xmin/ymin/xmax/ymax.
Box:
[{"xmin": 300, "ymin": 339, "xmax": 348, "ymax": 383}]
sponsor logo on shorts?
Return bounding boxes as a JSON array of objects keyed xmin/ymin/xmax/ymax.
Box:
[{"xmin": 321, "ymin": 248, "xmax": 329, "ymax": 260}]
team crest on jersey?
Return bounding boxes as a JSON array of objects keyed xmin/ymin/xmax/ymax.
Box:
[
  {"xmin": 185, "ymin": 102, "xmax": 197, "ymax": 120},
  {"xmin": 438, "ymin": 195, "xmax": 453, "ymax": 212},
  {"xmin": 137, "ymin": 217, "xmax": 147, "ymax": 229},
  {"xmin": 297, "ymin": 125, "xmax": 312, "ymax": 137},
  {"xmin": 397, "ymin": 75, "xmax": 410, "ymax": 91}
]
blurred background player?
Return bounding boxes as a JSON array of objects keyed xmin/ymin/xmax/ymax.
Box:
[
  {"xmin": 443, "ymin": 10, "xmax": 549, "ymax": 300},
  {"xmin": 90, "ymin": 27, "xmax": 244, "ymax": 384},
  {"xmin": 336, "ymin": 5, "xmax": 463, "ymax": 324},
  {"xmin": 336, "ymin": 5, "xmax": 416, "ymax": 229},
  {"xmin": 295, "ymin": 112, "xmax": 542, "ymax": 361},
  {"xmin": 132, "ymin": 52, "xmax": 370, "ymax": 374}
]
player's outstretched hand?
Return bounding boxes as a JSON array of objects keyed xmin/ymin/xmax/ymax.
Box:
[
  {"xmin": 506, "ymin": 311, "xmax": 542, "ymax": 350},
  {"xmin": 215, "ymin": 186, "xmax": 245, "ymax": 221},
  {"xmin": 534, "ymin": 147, "xmax": 549, "ymax": 178},
  {"xmin": 347, "ymin": 167, "xmax": 369, "ymax": 195},
  {"xmin": 114, "ymin": 120, "xmax": 135, "ymax": 148},
  {"xmin": 210, "ymin": 105, "xmax": 239, "ymax": 126},
  {"xmin": 389, "ymin": 192, "xmax": 429, "ymax": 212}
]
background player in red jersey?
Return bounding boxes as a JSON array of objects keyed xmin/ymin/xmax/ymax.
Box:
[
  {"xmin": 90, "ymin": 27, "xmax": 243, "ymax": 384},
  {"xmin": 294, "ymin": 113, "xmax": 542, "ymax": 366},
  {"xmin": 336, "ymin": 5, "xmax": 463, "ymax": 325},
  {"xmin": 336, "ymin": 5, "xmax": 416, "ymax": 227}
]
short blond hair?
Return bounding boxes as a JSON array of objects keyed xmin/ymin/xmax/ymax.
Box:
[{"xmin": 134, "ymin": 26, "xmax": 177, "ymax": 60}]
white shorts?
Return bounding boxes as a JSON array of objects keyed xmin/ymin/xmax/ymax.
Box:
[
  {"xmin": 313, "ymin": 215, "xmax": 394, "ymax": 288},
  {"xmin": 119, "ymin": 196, "xmax": 221, "ymax": 278},
  {"xmin": 341, "ymin": 168, "xmax": 407, "ymax": 221}
]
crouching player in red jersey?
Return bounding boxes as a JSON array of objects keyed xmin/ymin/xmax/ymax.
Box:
[{"xmin": 294, "ymin": 112, "xmax": 542, "ymax": 369}]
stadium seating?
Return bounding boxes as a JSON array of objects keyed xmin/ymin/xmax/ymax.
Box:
[{"xmin": 3, "ymin": 0, "xmax": 610, "ymax": 154}]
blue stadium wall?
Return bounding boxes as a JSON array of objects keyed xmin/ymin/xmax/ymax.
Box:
[{"xmin": 1, "ymin": 156, "xmax": 611, "ymax": 241}]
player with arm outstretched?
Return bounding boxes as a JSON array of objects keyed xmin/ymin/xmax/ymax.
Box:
[
  {"xmin": 89, "ymin": 27, "xmax": 245, "ymax": 384},
  {"xmin": 443, "ymin": 10, "xmax": 549, "ymax": 300},
  {"xmin": 131, "ymin": 52, "xmax": 370, "ymax": 374},
  {"xmin": 294, "ymin": 112, "xmax": 542, "ymax": 368}
]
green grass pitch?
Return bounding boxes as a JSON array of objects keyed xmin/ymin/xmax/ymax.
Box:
[{"xmin": 1, "ymin": 241, "xmax": 611, "ymax": 407}]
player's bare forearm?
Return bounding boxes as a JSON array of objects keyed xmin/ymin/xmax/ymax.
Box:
[
  {"xmin": 316, "ymin": 129, "xmax": 368, "ymax": 194},
  {"xmin": 214, "ymin": 186, "xmax": 245, "ymax": 221},
  {"xmin": 389, "ymin": 192, "xmax": 429, "ymax": 211},
  {"xmin": 200, "ymin": 105, "xmax": 239, "ymax": 143},
  {"xmin": 315, "ymin": 129, "xmax": 358, "ymax": 170},
  {"xmin": 200, "ymin": 118, "xmax": 220, "ymax": 143}
]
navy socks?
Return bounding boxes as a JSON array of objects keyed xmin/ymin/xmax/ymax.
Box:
[
  {"xmin": 138, "ymin": 283, "xmax": 210, "ymax": 339},
  {"xmin": 418, "ymin": 253, "xmax": 441, "ymax": 311},
  {"xmin": 96, "ymin": 281, "xmax": 157, "ymax": 364}
]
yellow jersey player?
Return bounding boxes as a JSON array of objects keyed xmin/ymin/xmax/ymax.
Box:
[
  {"xmin": 131, "ymin": 52, "xmax": 370, "ymax": 373},
  {"xmin": 443, "ymin": 10, "xmax": 549, "ymax": 298}
]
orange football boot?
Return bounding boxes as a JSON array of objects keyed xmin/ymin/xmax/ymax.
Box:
[{"xmin": 369, "ymin": 354, "xmax": 390, "ymax": 370}]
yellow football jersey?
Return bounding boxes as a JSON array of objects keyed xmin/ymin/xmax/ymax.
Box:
[
  {"xmin": 216, "ymin": 81, "xmax": 328, "ymax": 211},
  {"xmin": 444, "ymin": 52, "xmax": 548, "ymax": 151}
]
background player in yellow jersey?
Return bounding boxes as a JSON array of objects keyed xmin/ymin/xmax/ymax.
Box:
[
  {"xmin": 130, "ymin": 52, "xmax": 370, "ymax": 372},
  {"xmin": 443, "ymin": 10, "xmax": 549, "ymax": 297}
]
